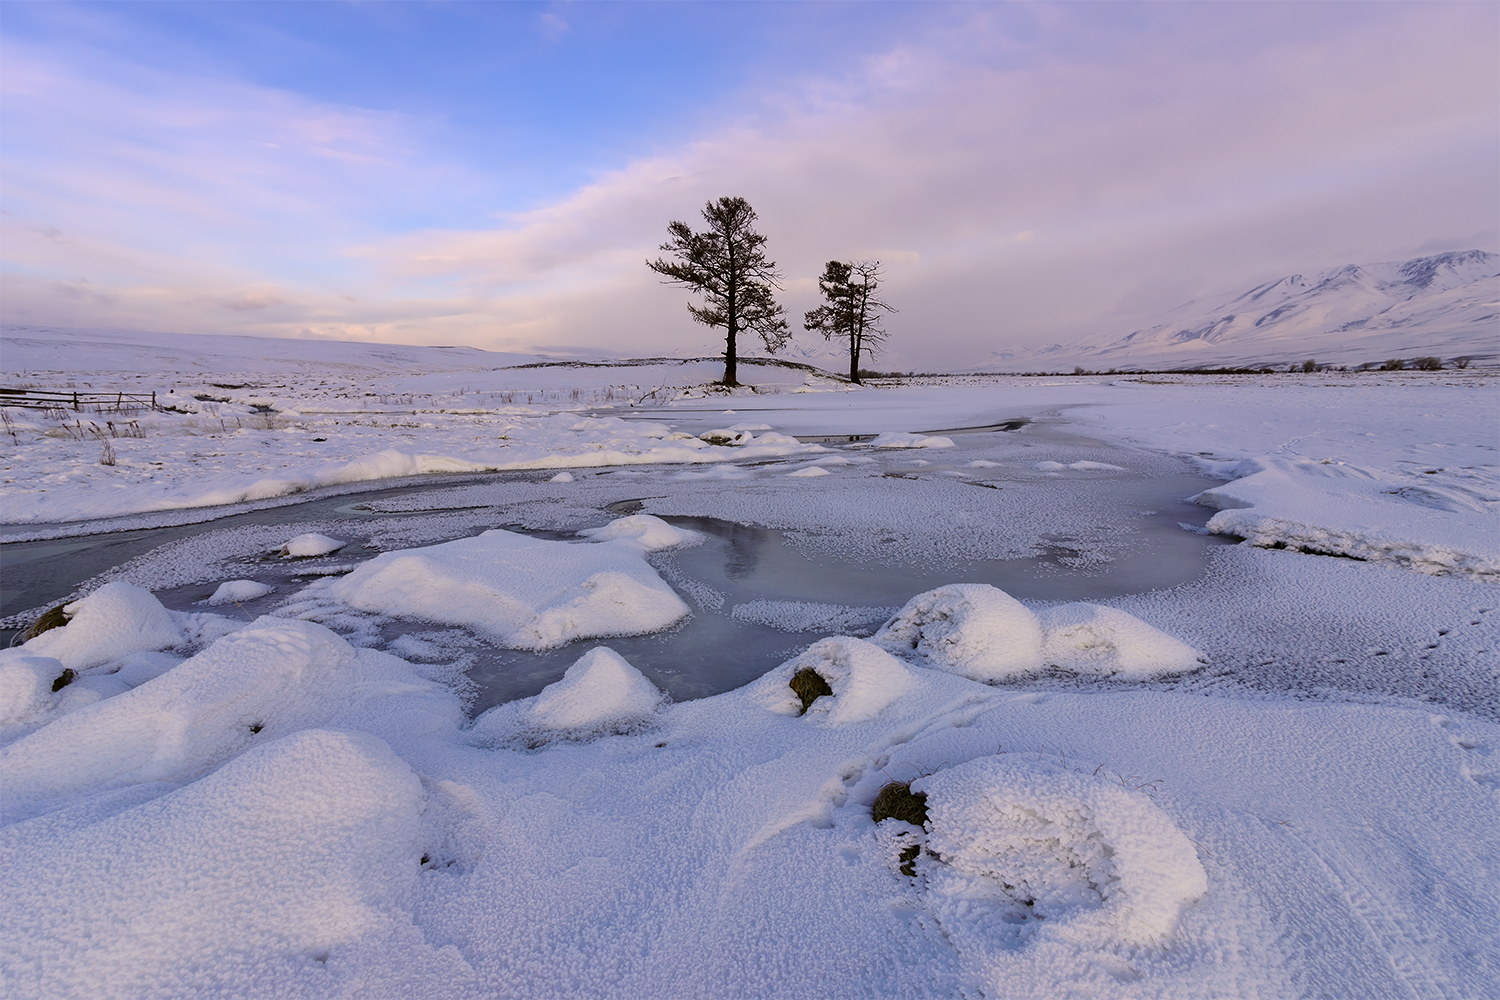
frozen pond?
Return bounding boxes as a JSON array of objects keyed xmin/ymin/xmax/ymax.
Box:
[{"xmin": 1, "ymin": 435, "xmax": 1231, "ymax": 712}]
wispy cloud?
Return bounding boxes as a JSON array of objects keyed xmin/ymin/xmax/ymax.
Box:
[{"xmin": 2, "ymin": 4, "xmax": 1495, "ymax": 365}]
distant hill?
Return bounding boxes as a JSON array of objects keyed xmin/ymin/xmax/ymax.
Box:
[{"xmin": 975, "ymin": 250, "xmax": 1499, "ymax": 372}]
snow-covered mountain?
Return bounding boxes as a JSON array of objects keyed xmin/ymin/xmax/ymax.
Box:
[{"xmin": 978, "ymin": 250, "xmax": 1499, "ymax": 371}]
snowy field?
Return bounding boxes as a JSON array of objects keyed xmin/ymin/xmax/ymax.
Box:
[{"xmin": 1, "ymin": 328, "xmax": 1497, "ymax": 999}]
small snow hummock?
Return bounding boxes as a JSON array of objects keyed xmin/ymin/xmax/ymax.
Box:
[
  {"xmin": 326, "ymin": 524, "xmax": 689, "ymax": 650},
  {"xmin": 575, "ymin": 514, "xmax": 700, "ymax": 551},
  {"xmin": 531, "ymin": 647, "xmax": 664, "ymax": 729},
  {"xmin": 785, "ymin": 465, "xmax": 831, "ymax": 478},
  {"xmin": 202, "ymin": 580, "xmax": 276, "ymax": 605},
  {"xmin": 874, "ymin": 584, "xmax": 1045, "ymax": 680},
  {"xmin": 874, "ymin": 584, "xmax": 1202, "ymax": 679},
  {"xmin": 868, "ymin": 431, "xmax": 956, "ymax": 449},
  {"xmin": 0, "ymin": 654, "xmax": 73, "ymax": 725},
  {"xmin": 750, "ymin": 637, "xmax": 915, "ymax": 724},
  {"xmin": 914, "ymin": 754, "xmax": 1207, "ymax": 954},
  {"xmin": 548, "ymin": 471, "xmax": 575, "ymax": 483},
  {"xmin": 468, "ymin": 647, "xmax": 665, "ymax": 744},
  {"xmin": 19, "ymin": 581, "xmax": 182, "ymax": 671},
  {"xmin": 279, "ymin": 532, "xmax": 347, "ymax": 558},
  {"xmin": 1037, "ymin": 603, "xmax": 1203, "ymax": 676}
]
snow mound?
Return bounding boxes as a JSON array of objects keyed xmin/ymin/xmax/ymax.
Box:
[
  {"xmin": 0, "ymin": 618, "xmax": 360, "ymax": 811},
  {"xmin": 549, "ymin": 471, "xmax": 575, "ymax": 483},
  {"xmin": 1037, "ymin": 604, "xmax": 1203, "ymax": 676},
  {"xmin": 325, "ymin": 527, "xmax": 689, "ymax": 649},
  {"xmin": 203, "ymin": 579, "xmax": 276, "ymax": 605},
  {"xmin": 0, "ymin": 653, "xmax": 70, "ymax": 725},
  {"xmin": 279, "ymin": 532, "xmax": 347, "ymax": 558},
  {"xmin": 532, "ymin": 647, "xmax": 664, "ymax": 730},
  {"xmin": 468, "ymin": 647, "xmax": 665, "ymax": 744},
  {"xmin": 869, "ymin": 431, "xmax": 956, "ymax": 449},
  {"xmin": 786, "ymin": 465, "xmax": 831, "ymax": 477},
  {"xmin": 1193, "ymin": 456, "xmax": 1500, "ymax": 579},
  {"xmin": 21, "ymin": 581, "xmax": 182, "ymax": 671},
  {"xmin": 914, "ymin": 755, "xmax": 1207, "ymax": 954},
  {"xmin": 576, "ymin": 513, "xmax": 700, "ymax": 551},
  {"xmin": 874, "ymin": 584, "xmax": 1045, "ymax": 680},
  {"xmin": 752, "ymin": 637, "xmax": 915, "ymax": 724},
  {"xmin": 700, "ymin": 428, "xmax": 755, "ymax": 445},
  {"xmin": 0, "ymin": 729, "xmax": 425, "ymax": 999}
]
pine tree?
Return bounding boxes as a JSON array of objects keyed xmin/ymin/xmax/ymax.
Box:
[
  {"xmin": 803, "ymin": 260, "xmax": 894, "ymax": 384},
  {"xmin": 646, "ymin": 197, "xmax": 789, "ymax": 387}
]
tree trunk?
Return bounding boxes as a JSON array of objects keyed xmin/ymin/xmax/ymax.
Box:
[{"xmin": 723, "ymin": 245, "xmax": 740, "ymax": 386}]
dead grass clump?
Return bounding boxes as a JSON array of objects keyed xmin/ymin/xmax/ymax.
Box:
[
  {"xmin": 20, "ymin": 604, "xmax": 70, "ymax": 642},
  {"xmin": 872, "ymin": 781, "xmax": 928, "ymax": 827},
  {"xmin": 789, "ymin": 667, "xmax": 833, "ymax": 715},
  {"xmin": 51, "ymin": 668, "xmax": 76, "ymax": 692}
]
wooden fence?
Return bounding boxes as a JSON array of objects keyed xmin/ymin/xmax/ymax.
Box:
[{"xmin": 0, "ymin": 388, "xmax": 160, "ymax": 412}]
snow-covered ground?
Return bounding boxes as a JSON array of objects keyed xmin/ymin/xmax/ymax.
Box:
[{"xmin": 1, "ymin": 327, "xmax": 1497, "ymax": 998}]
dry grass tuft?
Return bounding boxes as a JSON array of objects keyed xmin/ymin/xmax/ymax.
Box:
[
  {"xmin": 788, "ymin": 667, "xmax": 833, "ymax": 715},
  {"xmin": 20, "ymin": 604, "xmax": 70, "ymax": 642},
  {"xmin": 872, "ymin": 781, "xmax": 928, "ymax": 827}
]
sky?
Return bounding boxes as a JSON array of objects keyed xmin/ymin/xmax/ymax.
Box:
[{"xmin": 1, "ymin": 1, "xmax": 1495, "ymax": 369}]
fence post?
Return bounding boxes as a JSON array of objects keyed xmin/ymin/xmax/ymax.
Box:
[{"xmin": 72, "ymin": 392, "xmax": 79, "ymax": 411}]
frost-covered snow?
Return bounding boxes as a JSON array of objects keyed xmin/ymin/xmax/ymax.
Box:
[
  {"xmin": 279, "ymin": 532, "xmax": 347, "ymax": 558},
  {"xmin": 470, "ymin": 646, "xmax": 666, "ymax": 743},
  {"xmin": 1, "ymin": 327, "xmax": 1496, "ymax": 998},
  {"xmin": 18, "ymin": 581, "xmax": 182, "ymax": 671},
  {"xmin": 203, "ymin": 579, "xmax": 276, "ymax": 604},
  {"xmin": 1, "ymin": 594, "xmax": 1494, "ymax": 998},
  {"xmin": 320, "ymin": 519, "xmax": 692, "ymax": 649}
]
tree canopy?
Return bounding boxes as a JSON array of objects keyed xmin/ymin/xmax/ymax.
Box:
[
  {"xmin": 803, "ymin": 260, "xmax": 894, "ymax": 384},
  {"xmin": 647, "ymin": 196, "xmax": 789, "ymax": 387}
]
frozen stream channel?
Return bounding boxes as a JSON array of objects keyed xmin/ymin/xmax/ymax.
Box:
[{"xmin": 1, "ymin": 416, "xmax": 1232, "ymax": 711}]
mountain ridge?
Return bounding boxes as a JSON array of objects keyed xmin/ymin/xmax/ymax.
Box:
[{"xmin": 975, "ymin": 249, "xmax": 1499, "ymax": 371}]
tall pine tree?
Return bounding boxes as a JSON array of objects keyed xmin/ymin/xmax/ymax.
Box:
[{"xmin": 647, "ymin": 197, "xmax": 789, "ymax": 387}]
